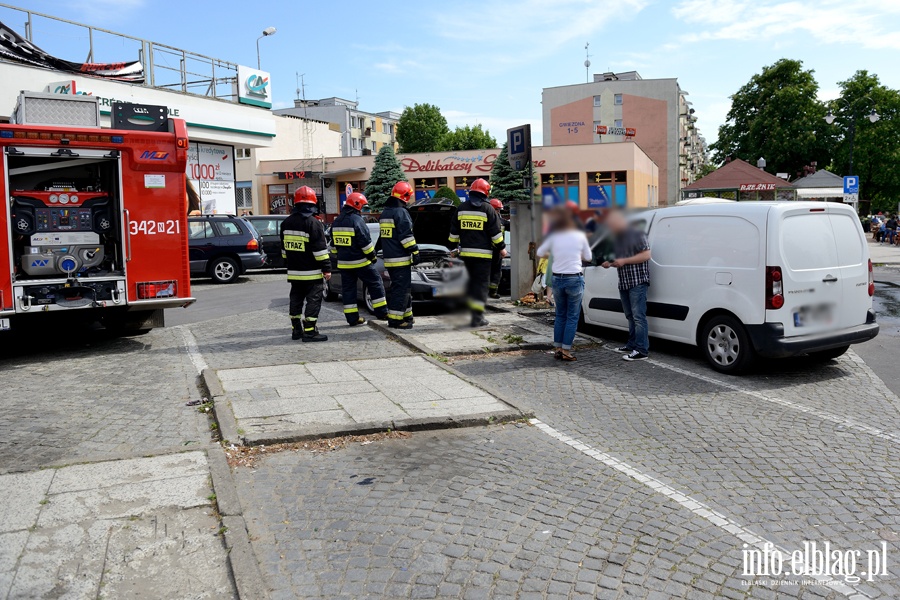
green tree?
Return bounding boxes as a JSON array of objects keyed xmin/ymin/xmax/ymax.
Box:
[
  {"xmin": 432, "ymin": 186, "xmax": 460, "ymax": 204},
  {"xmin": 827, "ymin": 70, "xmax": 900, "ymax": 213},
  {"xmin": 712, "ymin": 59, "xmax": 834, "ymax": 176},
  {"xmin": 439, "ymin": 124, "xmax": 497, "ymax": 151},
  {"xmin": 364, "ymin": 145, "xmax": 407, "ymax": 211},
  {"xmin": 396, "ymin": 103, "xmax": 449, "ymax": 153},
  {"xmin": 489, "ymin": 143, "xmax": 531, "ymax": 204}
]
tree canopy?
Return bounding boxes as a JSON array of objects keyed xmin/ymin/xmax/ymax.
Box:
[
  {"xmin": 828, "ymin": 70, "xmax": 900, "ymax": 212},
  {"xmin": 396, "ymin": 104, "xmax": 449, "ymax": 154},
  {"xmin": 439, "ymin": 124, "xmax": 497, "ymax": 151},
  {"xmin": 364, "ymin": 145, "xmax": 407, "ymax": 211},
  {"xmin": 712, "ymin": 59, "xmax": 833, "ymax": 177}
]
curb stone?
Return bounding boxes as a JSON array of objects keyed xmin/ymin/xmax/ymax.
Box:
[
  {"xmin": 202, "ymin": 368, "xmax": 243, "ymax": 446},
  {"xmin": 222, "ymin": 515, "xmax": 270, "ymax": 600},
  {"xmin": 206, "ymin": 444, "xmax": 269, "ymax": 600}
]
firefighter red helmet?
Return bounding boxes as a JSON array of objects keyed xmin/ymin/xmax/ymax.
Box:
[
  {"xmin": 345, "ymin": 192, "xmax": 369, "ymax": 211},
  {"xmin": 489, "ymin": 198, "xmax": 503, "ymax": 210},
  {"xmin": 469, "ymin": 178, "xmax": 491, "ymax": 198},
  {"xmin": 391, "ymin": 181, "xmax": 413, "ymax": 203},
  {"xmin": 566, "ymin": 199, "xmax": 579, "ymax": 212},
  {"xmin": 294, "ymin": 186, "xmax": 317, "ymax": 205}
]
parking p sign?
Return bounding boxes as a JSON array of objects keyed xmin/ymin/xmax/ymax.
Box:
[
  {"xmin": 843, "ymin": 176, "xmax": 859, "ymax": 195},
  {"xmin": 507, "ymin": 124, "xmax": 532, "ymax": 171}
]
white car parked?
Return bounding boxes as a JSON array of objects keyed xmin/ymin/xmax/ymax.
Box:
[{"xmin": 583, "ymin": 201, "xmax": 878, "ymax": 374}]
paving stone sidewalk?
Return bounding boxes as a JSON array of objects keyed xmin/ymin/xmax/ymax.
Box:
[
  {"xmin": 0, "ymin": 451, "xmax": 235, "ymax": 599},
  {"xmin": 213, "ymin": 356, "xmax": 522, "ymax": 445},
  {"xmin": 373, "ymin": 311, "xmax": 593, "ymax": 356}
]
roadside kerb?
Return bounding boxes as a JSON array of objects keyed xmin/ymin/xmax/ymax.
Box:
[
  {"xmin": 201, "ymin": 368, "xmax": 242, "ymax": 447},
  {"xmin": 206, "ymin": 444, "xmax": 270, "ymax": 600}
]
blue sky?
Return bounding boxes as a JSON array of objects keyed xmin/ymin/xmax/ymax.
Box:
[{"xmin": 7, "ymin": 0, "xmax": 900, "ymax": 147}]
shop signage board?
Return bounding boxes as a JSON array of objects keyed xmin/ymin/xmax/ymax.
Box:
[
  {"xmin": 596, "ymin": 125, "xmax": 636, "ymax": 137},
  {"xmin": 186, "ymin": 142, "xmax": 236, "ymax": 214},
  {"xmin": 237, "ymin": 65, "xmax": 272, "ymax": 108},
  {"xmin": 739, "ymin": 183, "xmax": 777, "ymax": 192}
]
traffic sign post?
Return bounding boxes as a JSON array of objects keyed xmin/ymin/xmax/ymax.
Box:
[
  {"xmin": 843, "ymin": 176, "xmax": 860, "ymax": 212},
  {"xmin": 506, "ymin": 124, "xmax": 537, "ymax": 300}
]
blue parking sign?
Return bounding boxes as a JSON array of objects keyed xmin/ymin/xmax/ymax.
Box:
[{"xmin": 843, "ymin": 176, "xmax": 859, "ymax": 194}]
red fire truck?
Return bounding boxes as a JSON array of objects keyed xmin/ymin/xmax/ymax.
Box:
[{"xmin": 0, "ymin": 93, "xmax": 195, "ymax": 334}]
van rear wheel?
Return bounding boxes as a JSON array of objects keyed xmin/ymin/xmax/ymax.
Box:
[{"xmin": 701, "ymin": 315, "xmax": 755, "ymax": 374}]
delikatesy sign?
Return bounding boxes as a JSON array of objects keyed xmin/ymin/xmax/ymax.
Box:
[{"xmin": 237, "ymin": 65, "xmax": 272, "ymax": 109}]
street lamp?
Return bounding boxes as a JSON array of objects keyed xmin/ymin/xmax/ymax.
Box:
[
  {"xmin": 256, "ymin": 26, "xmax": 276, "ymax": 70},
  {"xmin": 824, "ymin": 98, "xmax": 879, "ymax": 179}
]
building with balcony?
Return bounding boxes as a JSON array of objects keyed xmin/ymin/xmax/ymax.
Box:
[
  {"xmin": 274, "ymin": 97, "xmax": 399, "ymax": 157},
  {"xmin": 542, "ymin": 71, "xmax": 706, "ymax": 206}
]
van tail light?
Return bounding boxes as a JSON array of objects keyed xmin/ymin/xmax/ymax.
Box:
[
  {"xmin": 766, "ymin": 266, "xmax": 784, "ymax": 310},
  {"xmin": 868, "ymin": 259, "xmax": 875, "ymax": 297},
  {"xmin": 137, "ymin": 280, "xmax": 177, "ymax": 299},
  {"xmin": 246, "ymin": 238, "xmax": 259, "ymax": 251}
]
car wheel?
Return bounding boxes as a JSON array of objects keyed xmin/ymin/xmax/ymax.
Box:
[
  {"xmin": 700, "ymin": 315, "xmax": 755, "ymax": 374},
  {"xmin": 210, "ymin": 257, "xmax": 239, "ymax": 284},
  {"xmin": 364, "ymin": 288, "xmax": 375, "ymax": 314},
  {"xmin": 808, "ymin": 345, "xmax": 850, "ymax": 361}
]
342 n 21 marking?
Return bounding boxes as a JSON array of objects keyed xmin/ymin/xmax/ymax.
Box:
[{"xmin": 129, "ymin": 220, "xmax": 181, "ymax": 235}]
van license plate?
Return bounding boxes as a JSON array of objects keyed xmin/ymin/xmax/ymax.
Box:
[
  {"xmin": 0, "ymin": 318, "xmax": 9, "ymax": 331},
  {"xmin": 794, "ymin": 304, "xmax": 834, "ymax": 327}
]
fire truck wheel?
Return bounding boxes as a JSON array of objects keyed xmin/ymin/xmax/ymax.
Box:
[{"xmin": 209, "ymin": 257, "xmax": 240, "ymax": 284}]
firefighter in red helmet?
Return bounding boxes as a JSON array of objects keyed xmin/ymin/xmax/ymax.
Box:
[
  {"xmin": 488, "ymin": 198, "xmax": 510, "ymax": 299},
  {"xmin": 280, "ymin": 185, "xmax": 330, "ymax": 341},
  {"xmin": 379, "ymin": 181, "xmax": 419, "ymax": 328},
  {"xmin": 332, "ymin": 191, "xmax": 388, "ymax": 324},
  {"xmin": 448, "ymin": 178, "xmax": 505, "ymax": 327}
]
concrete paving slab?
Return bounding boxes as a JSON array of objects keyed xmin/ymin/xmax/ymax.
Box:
[
  {"xmin": 48, "ymin": 451, "xmax": 207, "ymax": 495},
  {"xmin": 0, "ymin": 531, "xmax": 28, "ymax": 598},
  {"xmin": 213, "ymin": 356, "xmax": 524, "ymax": 444},
  {"xmin": 0, "ymin": 470, "xmax": 54, "ymax": 533}
]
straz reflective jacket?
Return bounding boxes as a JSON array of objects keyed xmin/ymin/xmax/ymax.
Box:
[
  {"xmin": 448, "ymin": 200, "xmax": 505, "ymax": 259},
  {"xmin": 331, "ymin": 208, "xmax": 377, "ymax": 269},
  {"xmin": 280, "ymin": 209, "xmax": 331, "ymax": 281},
  {"xmin": 379, "ymin": 199, "xmax": 419, "ymax": 268}
]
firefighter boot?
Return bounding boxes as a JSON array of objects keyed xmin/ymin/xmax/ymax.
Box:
[
  {"xmin": 471, "ymin": 313, "xmax": 490, "ymax": 328},
  {"xmin": 291, "ymin": 319, "xmax": 304, "ymax": 341},
  {"xmin": 301, "ymin": 320, "xmax": 328, "ymax": 343}
]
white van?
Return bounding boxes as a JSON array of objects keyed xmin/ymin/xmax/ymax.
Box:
[{"xmin": 583, "ymin": 202, "xmax": 878, "ymax": 374}]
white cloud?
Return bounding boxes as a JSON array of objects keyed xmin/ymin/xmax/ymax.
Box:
[{"xmin": 671, "ymin": 0, "xmax": 900, "ymax": 50}]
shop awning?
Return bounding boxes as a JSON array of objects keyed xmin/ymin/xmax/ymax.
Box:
[
  {"xmin": 797, "ymin": 187, "xmax": 843, "ymax": 198},
  {"xmin": 320, "ymin": 167, "xmax": 367, "ymax": 178}
]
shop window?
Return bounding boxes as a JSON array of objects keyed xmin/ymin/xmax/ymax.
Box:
[
  {"xmin": 541, "ymin": 173, "xmax": 579, "ymax": 206},
  {"xmin": 267, "ymin": 184, "xmax": 290, "ymax": 215},
  {"xmin": 614, "ymin": 94, "xmax": 623, "ymax": 105},
  {"xmin": 339, "ymin": 180, "xmax": 368, "ymax": 207},
  {"xmin": 588, "ymin": 171, "xmax": 627, "ymax": 208},
  {"xmin": 593, "ymin": 95, "xmax": 602, "ymax": 107},
  {"xmin": 236, "ymin": 184, "xmax": 252, "ymax": 210},
  {"xmin": 415, "ymin": 177, "xmax": 448, "ymax": 201},
  {"xmin": 235, "ymin": 148, "xmax": 251, "ymax": 160}
]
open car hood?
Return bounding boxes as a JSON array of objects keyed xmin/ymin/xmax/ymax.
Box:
[{"xmin": 408, "ymin": 199, "xmax": 457, "ymax": 246}]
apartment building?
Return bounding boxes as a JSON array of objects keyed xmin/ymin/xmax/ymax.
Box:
[
  {"xmin": 542, "ymin": 71, "xmax": 706, "ymax": 206},
  {"xmin": 274, "ymin": 97, "xmax": 399, "ymax": 157}
]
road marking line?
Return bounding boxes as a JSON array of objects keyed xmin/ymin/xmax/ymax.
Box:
[
  {"xmin": 598, "ymin": 344, "xmax": 900, "ymax": 447},
  {"xmin": 529, "ymin": 418, "xmax": 868, "ymax": 599},
  {"xmin": 178, "ymin": 327, "xmax": 208, "ymax": 374}
]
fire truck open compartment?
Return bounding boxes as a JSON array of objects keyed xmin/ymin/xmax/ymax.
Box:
[{"xmin": 5, "ymin": 148, "xmax": 126, "ymax": 308}]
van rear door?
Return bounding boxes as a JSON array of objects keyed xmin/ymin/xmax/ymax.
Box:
[{"xmin": 769, "ymin": 205, "xmax": 866, "ymax": 337}]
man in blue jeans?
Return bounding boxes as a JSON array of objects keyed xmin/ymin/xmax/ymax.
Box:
[{"xmin": 602, "ymin": 210, "xmax": 652, "ymax": 361}]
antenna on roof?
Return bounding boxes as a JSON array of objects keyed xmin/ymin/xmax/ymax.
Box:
[
  {"xmin": 295, "ymin": 72, "xmax": 301, "ymax": 100},
  {"xmin": 584, "ymin": 42, "xmax": 591, "ymax": 83}
]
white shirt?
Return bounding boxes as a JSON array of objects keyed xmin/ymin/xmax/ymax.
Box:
[{"xmin": 537, "ymin": 229, "xmax": 592, "ymax": 275}]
